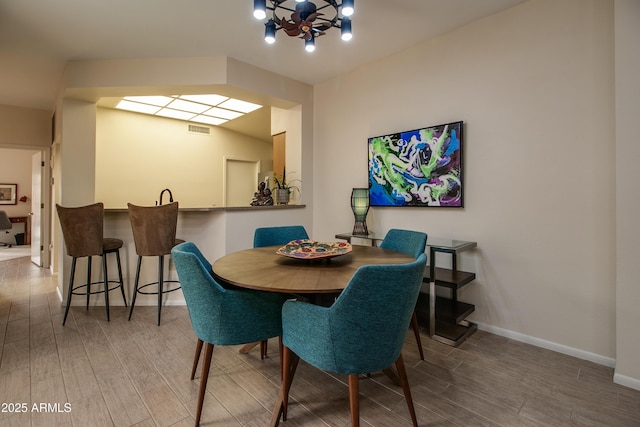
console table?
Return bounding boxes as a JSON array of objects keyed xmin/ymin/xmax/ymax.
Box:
[
  {"xmin": 9, "ymin": 216, "xmax": 31, "ymax": 245},
  {"xmin": 335, "ymin": 233, "xmax": 478, "ymax": 347}
]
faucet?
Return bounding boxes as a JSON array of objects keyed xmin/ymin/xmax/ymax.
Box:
[{"xmin": 157, "ymin": 188, "xmax": 174, "ymax": 206}]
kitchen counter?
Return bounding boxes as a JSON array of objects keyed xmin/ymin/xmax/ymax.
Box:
[{"xmin": 104, "ymin": 204, "xmax": 306, "ymax": 213}]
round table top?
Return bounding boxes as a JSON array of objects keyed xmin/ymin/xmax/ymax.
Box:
[{"xmin": 212, "ymin": 244, "xmax": 415, "ymax": 294}]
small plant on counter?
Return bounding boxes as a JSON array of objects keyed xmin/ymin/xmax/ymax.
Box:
[{"xmin": 272, "ymin": 172, "xmax": 301, "ymax": 205}]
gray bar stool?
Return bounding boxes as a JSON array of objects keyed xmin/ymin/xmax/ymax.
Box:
[
  {"xmin": 127, "ymin": 202, "xmax": 183, "ymax": 325},
  {"xmin": 56, "ymin": 203, "xmax": 127, "ymax": 326}
]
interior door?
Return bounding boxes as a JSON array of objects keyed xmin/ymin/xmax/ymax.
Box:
[{"xmin": 31, "ymin": 152, "xmax": 42, "ymax": 266}]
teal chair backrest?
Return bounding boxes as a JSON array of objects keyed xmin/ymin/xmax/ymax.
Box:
[
  {"xmin": 253, "ymin": 225, "xmax": 309, "ymax": 248},
  {"xmin": 379, "ymin": 229, "xmax": 427, "ymax": 258},
  {"xmin": 171, "ymin": 242, "xmax": 285, "ymax": 346},
  {"xmin": 282, "ymin": 253, "xmax": 427, "ymax": 374}
]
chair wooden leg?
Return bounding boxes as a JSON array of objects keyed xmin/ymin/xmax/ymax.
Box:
[
  {"xmin": 270, "ymin": 345, "xmax": 299, "ymax": 427},
  {"xmin": 395, "ymin": 353, "xmax": 418, "ymax": 427},
  {"xmin": 278, "ymin": 336, "xmax": 283, "ymax": 382},
  {"xmin": 191, "ymin": 339, "xmax": 203, "ymax": 380},
  {"xmin": 195, "ymin": 342, "xmax": 214, "ymax": 427},
  {"xmin": 260, "ymin": 339, "xmax": 268, "ymax": 359},
  {"xmin": 411, "ymin": 311, "xmax": 424, "ymax": 360},
  {"xmin": 348, "ymin": 374, "xmax": 360, "ymax": 427},
  {"xmin": 62, "ymin": 257, "xmax": 77, "ymax": 326}
]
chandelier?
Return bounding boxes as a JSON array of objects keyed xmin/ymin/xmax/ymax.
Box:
[{"xmin": 253, "ymin": 0, "xmax": 354, "ymax": 52}]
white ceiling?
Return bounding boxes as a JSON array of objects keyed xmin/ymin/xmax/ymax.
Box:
[{"xmin": 0, "ymin": 0, "xmax": 526, "ymax": 113}]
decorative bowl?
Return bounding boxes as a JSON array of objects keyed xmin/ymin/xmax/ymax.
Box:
[{"xmin": 276, "ymin": 239, "xmax": 352, "ymax": 260}]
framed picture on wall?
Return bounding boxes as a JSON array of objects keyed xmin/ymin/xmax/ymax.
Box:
[
  {"xmin": 0, "ymin": 184, "xmax": 17, "ymax": 205},
  {"xmin": 368, "ymin": 121, "xmax": 463, "ymax": 207}
]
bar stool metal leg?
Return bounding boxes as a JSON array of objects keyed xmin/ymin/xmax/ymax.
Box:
[
  {"xmin": 62, "ymin": 257, "xmax": 78, "ymax": 326},
  {"xmin": 102, "ymin": 253, "xmax": 110, "ymax": 322},
  {"xmin": 158, "ymin": 255, "xmax": 164, "ymax": 326},
  {"xmin": 86, "ymin": 256, "xmax": 92, "ymax": 310},
  {"xmin": 116, "ymin": 250, "xmax": 127, "ymax": 306},
  {"xmin": 129, "ymin": 256, "xmax": 143, "ymax": 320}
]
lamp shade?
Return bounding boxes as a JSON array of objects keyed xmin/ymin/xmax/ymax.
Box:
[{"xmin": 351, "ymin": 188, "xmax": 369, "ymax": 236}]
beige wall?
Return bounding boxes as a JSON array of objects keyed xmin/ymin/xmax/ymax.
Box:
[
  {"xmin": 95, "ymin": 107, "xmax": 272, "ymax": 208},
  {"xmin": 615, "ymin": 0, "xmax": 640, "ymax": 388},
  {"xmin": 0, "ymin": 104, "xmax": 51, "ymax": 148},
  {"xmin": 314, "ymin": 0, "xmax": 620, "ymax": 367}
]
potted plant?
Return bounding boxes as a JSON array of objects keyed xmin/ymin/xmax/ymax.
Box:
[{"xmin": 272, "ymin": 173, "xmax": 300, "ymax": 205}]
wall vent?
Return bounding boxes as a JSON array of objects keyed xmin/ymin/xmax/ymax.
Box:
[{"xmin": 188, "ymin": 124, "xmax": 211, "ymax": 135}]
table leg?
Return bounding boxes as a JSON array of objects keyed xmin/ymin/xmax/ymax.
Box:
[{"xmin": 429, "ymin": 247, "xmax": 436, "ymax": 337}]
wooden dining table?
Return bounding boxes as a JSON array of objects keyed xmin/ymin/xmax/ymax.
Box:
[
  {"xmin": 211, "ymin": 243, "xmax": 415, "ymax": 294},
  {"xmin": 213, "ymin": 243, "xmax": 416, "ymax": 426}
]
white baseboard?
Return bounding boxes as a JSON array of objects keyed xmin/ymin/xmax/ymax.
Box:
[
  {"xmin": 613, "ymin": 373, "xmax": 640, "ymax": 391},
  {"xmin": 476, "ymin": 322, "xmax": 616, "ymax": 368}
]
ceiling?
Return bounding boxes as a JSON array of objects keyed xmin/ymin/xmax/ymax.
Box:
[{"xmin": 0, "ymin": 0, "xmax": 526, "ymax": 139}]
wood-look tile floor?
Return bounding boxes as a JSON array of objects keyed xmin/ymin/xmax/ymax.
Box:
[{"xmin": 1, "ymin": 255, "xmax": 639, "ymax": 426}]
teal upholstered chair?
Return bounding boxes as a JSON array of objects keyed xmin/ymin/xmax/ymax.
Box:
[
  {"xmin": 379, "ymin": 228, "xmax": 428, "ymax": 360},
  {"xmin": 272, "ymin": 253, "xmax": 428, "ymax": 427},
  {"xmin": 171, "ymin": 242, "xmax": 288, "ymax": 426},
  {"xmin": 252, "ymin": 225, "xmax": 309, "ymax": 356},
  {"xmin": 253, "ymin": 225, "xmax": 309, "ymax": 248}
]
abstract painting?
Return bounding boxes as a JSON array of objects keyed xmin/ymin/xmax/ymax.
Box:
[{"xmin": 368, "ymin": 121, "xmax": 463, "ymax": 207}]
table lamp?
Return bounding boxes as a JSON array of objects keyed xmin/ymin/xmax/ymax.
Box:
[{"xmin": 351, "ymin": 188, "xmax": 370, "ymax": 236}]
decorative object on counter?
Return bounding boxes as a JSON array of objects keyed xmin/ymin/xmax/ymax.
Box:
[
  {"xmin": 253, "ymin": 0, "xmax": 354, "ymax": 52},
  {"xmin": 351, "ymin": 187, "xmax": 370, "ymax": 236},
  {"xmin": 0, "ymin": 184, "xmax": 17, "ymax": 205},
  {"xmin": 250, "ymin": 181, "xmax": 274, "ymax": 206},
  {"xmin": 276, "ymin": 239, "xmax": 352, "ymax": 260},
  {"xmin": 156, "ymin": 188, "xmax": 174, "ymax": 206},
  {"xmin": 272, "ymin": 172, "xmax": 300, "ymax": 205},
  {"xmin": 368, "ymin": 120, "xmax": 463, "ymax": 207}
]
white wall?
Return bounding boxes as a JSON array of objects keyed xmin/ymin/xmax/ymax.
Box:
[
  {"xmin": 314, "ymin": 0, "xmax": 617, "ymax": 364},
  {"xmin": 95, "ymin": 107, "xmax": 272, "ymax": 208}
]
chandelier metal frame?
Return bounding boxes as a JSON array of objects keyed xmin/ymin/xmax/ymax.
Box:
[{"xmin": 253, "ymin": 0, "xmax": 353, "ymax": 51}]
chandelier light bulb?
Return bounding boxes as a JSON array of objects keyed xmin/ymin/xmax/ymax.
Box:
[
  {"xmin": 341, "ymin": 0, "xmax": 354, "ymax": 17},
  {"xmin": 253, "ymin": 0, "xmax": 267, "ymax": 20},
  {"xmin": 341, "ymin": 17, "xmax": 352, "ymax": 41},
  {"xmin": 305, "ymin": 37, "xmax": 316, "ymax": 52},
  {"xmin": 265, "ymin": 20, "xmax": 276, "ymax": 44}
]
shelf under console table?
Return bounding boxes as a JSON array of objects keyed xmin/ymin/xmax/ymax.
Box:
[{"xmin": 335, "ymin": 233, "xmax": 478, "ymax": 347}]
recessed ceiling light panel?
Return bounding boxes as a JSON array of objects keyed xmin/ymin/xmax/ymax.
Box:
[
  {"xmin": 203, "ymin": 107, "xmax": 244, "ymax": 120},
  {"xmin": 166, "ymin": 99, "xmax": 211, "ymax": 114},
  {"xmin": 116, "ymin": 100, "xmax": 161, "ymax": 114},
  {"xmin": 217, "ymin": 99, "xmax": 262, "ymax": 113},
  {"xmin": 180, "ymin": 94, "xmax": 229, "ymax": 105},
  {"xmin": 123, "ymin": 96, "xmax": 174, "ymax": 107},
  {"xmin": 191, "ymin": 115, "xmax": 228, "ymax": 126},
  {"xmin": 156, "ymin": 109, "xmax": 197, "ymax": 120}
]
